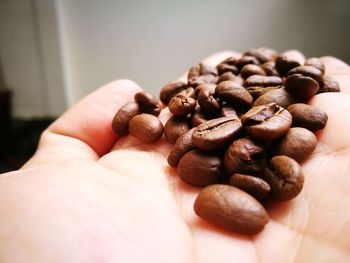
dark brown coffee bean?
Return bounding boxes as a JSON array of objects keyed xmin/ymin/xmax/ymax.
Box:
[
  {"xmin": 168, "ymin": 94, "xmax": 196, "ymax": 116},
  {"xmin": 112, "ymin": 102, "xmax": 141, "ymax": 135},
  {"xmin": 276, "ymin": 54, "xmax": 302, "ymax": 76},
  {"xmin": 287, "ymin": 103, "xmax": 328, "ymax": 132},
  {"xmin": 134, "ymin": 91, "xmax": 161, "ymax": 116},
  {"xmin": 304, "ymin": 57, "xmax": 325, "ymax": 74},
  {"xmin": 270, "ymin": 127, "xmax": 317, "ymax": 162},
  {"xmin": 217, "ymin": 57, "xmax": 239, "ymax": 75},
  {"xmin": 246, "ymin": 86, "xmax": 281, "ymax": 100},
  {"xmin": 191, "ymin": 107, "xmax": 214, "ymax": 127},
  {"xmin": 245, "ymin": 75, "xmax": 283, "ymax": 87},
  {"xmin": 261, "ymin": 61, "xmax": 279, "ymax": 76},
  {"xmin": 285, "ymin": 74, "xmax": 320, "ymax": 100},
  {"xmin": 197, "ymin": 84, "xmax": 221, "ymax": 114},
  {"xmin": 167, "ymin": 128, "xmax": 196, "ymax": 167},
  {"xmin": 164, "ymin": 115, "xmax": 191, "ymax": 144},
  {"xmin": 241, "ymin": 103, "xmax": 292, "ymax": 141},
  {"xmin": 177, "ymin": 87, "xmax": 196, "ymax": 99},
  {"xmin": 128, "ymin": 113, "xmax": 164, "ymax": 143},
  {"xmin": 263, "ymin": 155, "xmax": 304, "ymax": 201},
  {"xmin": 160, "ymin": 81, "xmax": 188, "ymax": 104},
  {"xmin": 224, "ymin": 137, "xmax": 265, "ymax": 175},
  {"xmin": 217, "ymin": 71, "xmax": 236, "ymax": 83},
  {"xmin": 286, "ymin": 65, "xmax": 324, "ymax": 83},
  {"xmin": 177, "ymin": 150, "xmax": 222, "ymax": 187},
  {"xmin": 194, "ymin": 184, "xmax": 269, "ymax": 234},
  {"xmin": 253, "ymin": 86, "xmax": 297, "ymax": 108},
  {"xmin": 240, "ymin": 64, "xmax": 266, "ymax": 79},
  {"xmin": 236, "ymin": 55, "xmax": 260, "ymax": 69},
  {"xmin": 229, "ymin": 173, "xmax": 271, "ymax": 200},
  {"xmin": 188, "ymin": 63, "xmax": 218, "ymax": 79},
  {"xmin": 220, "ymin": 104, "xmax": 239, "ymax": 118},
  {"xmin": 319, "ymin": 75, "xmax": 340, "ymax": 93},
  {"xmin": 215, "ymin": 81, "xmax": 253, "ymax": 109},
  {"xmin": 188, "ymin": 75, "xmax": 218, "ymax": 88},
  {"xmin": 244, "ymin": 47, "xmax": 278, "ymax": 63},
  {"xmin": 192, "ymin": 116, "xmax": 242, "ymax": 150}
]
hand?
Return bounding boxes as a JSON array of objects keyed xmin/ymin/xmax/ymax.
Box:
[{"xmin": 0, "ymin": 51, "xmax": 349, "ymax": 263}]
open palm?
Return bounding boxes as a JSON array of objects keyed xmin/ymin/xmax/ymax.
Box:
[{"xmin": 0, "ymin": 51, "xmax": 349, "ymax": 263}]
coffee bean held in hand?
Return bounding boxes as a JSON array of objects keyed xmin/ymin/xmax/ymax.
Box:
[{"xmin": 111, "ymin": 47, "xmax": 339, "ymax": 235}]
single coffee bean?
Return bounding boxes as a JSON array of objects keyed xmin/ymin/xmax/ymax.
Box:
[
  {"xmin": 241, "ymin": 103, "xmax": 292, "ymax": 141},
  {"xmin": 229, "ymin": 173, "xmax": 271, "ymax": 200},
  {"xmin": 215, "ymin": 81, "xmax": 253, "ymax": 109},
  {"xmin": 168, "ymin": 94, "xmax": 196, "ymax": 116},
  {"xmin": 285, "ymin": 74, "xmax": 320, "ymax": 100},
  {"xmin": 245, "ymin": 75, "xmax": 283, "ymax": 87},
  {"xmin": 263, "ymin": 155, "xmax": 304, "ymax": 201},
  {"xmin": 128, "ymin": 113, "xmax": 164, "ymax": 143},
  {"xmin": 304, "ymin": 57, "xmax": 325, "ymax": 74},
  {"xmin": 286, "ymin": 65, "xmax": 324, "ymax": 83},
  {"xmin": 217, "ymin": 57, "xmax": 239, "ymax": 75},
  {"xmin": 261, "ymin": 61, "xmax": 279, "ymax": 76},
  {"xmin": 191, "ymin": 107, "xmax": 214, "ymax": 127},
  {"xmin": 240, "ymin": 64, "xmax": 266, "ymax": 79},
  {"xmin": 192, "ymin": 116, "xmax": 242, "ymax": 150},
  {"xmin": 112, "ymin": 102, "xmax": 141, "ymax": 135},
  {"xmin": 164, "ymin": 115, "xmax": 191, "ymax": 144},
  {"xmin": 177, "ymin": 150, "xmax": 222, "ymax": 187},
  {"xmin": 275, "ymin": 54, "xmax": 302, "ymax": 76},
  {"xmin": 270, "ymin": 127, "xmax": 317, "ymax": 162},
  {"xmin": 243, "ymin": 47, "xmax": 278, "ymax": 63},
  {"xmin": 217, "ymin": 71, "xmax": 236, "ymax": 83},
  {"xmin": 197, "ymin": 84, "xmax": 221, "ymax": 114},
  {"xmin": 236, "ymin": 55, "xmax": 260, "ymax": 69},
  {"xmin": 253, "ymin": 86, "xmax": 297, "ymax": 108},
  {"xmin": 194, "ymin": 184, "xmax": 269, "ymax": 234},
  {"xmin": 246, "ymin": 86, "xmax": 281, "ymax": 100},
  {"xmin": 287, "ymin": 103, "xmax": 328, "ymax": 132},
  {"xmin": 224, "ymin": 137, "xmax": 265, "ymax": 175},
  {"xmin": 188, "ymin": 75, "xmax": 218, "ymax": 88},
  {"xmin": 188, "ymin": 63, "xmax": 218, "ymax": 79},
  {"xmin": 231, "ymin": 75, "xmax": 245, "ymax": 86},
  {"xmin": 319, "ymin": 75, "xmax": 340, "ymax": 93},
  {"xmin": 177, "ymin": 87, "xmax": 196, "ymax": 99},
  {"xmin": 221, "ymin": 104, "xmax": 239, "ymax": 118},
  {"xmin": 160, "ymin": 81, "xmax": 188, "ymax": 104},
  {"xmin": 167, "ymin": 128, "xmax": 196, "ymax": 167},
  {"xmin": 134, "ymin": 91, "xmax": 161, "ymax": 116}
]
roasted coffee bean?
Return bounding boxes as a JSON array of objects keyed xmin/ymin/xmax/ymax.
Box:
[
  {"xmin": 168, "ymin": 94, "xmax": 196, "ymax": 116},
  {"xmin": 261, "ymin": 61, "xmax": 279, "ymax": 76},
  {"xmin": 287, "ymin": 103, "xmax": 328, "ymax": 132},
  {"xmin": 231, "ymin": 75, "xmax": 245, "ymax": 86},
  {"xmin": 194, "ymin": 184, "xmax": 269, "ymax": 234},
  {"xmin": 286, "ymin": 65, "xmax": 324, "ymax": 83},
  {"xmin": 263, "ymin": 155, "xmax": 304, "ymax": 201},
  {"xmin": 246, "ymin": 86, "xmax": 280, "ymax": 100},
  {"xmin": 192, "ymin": 116, "xmax": 242, "ymax": 150},
  {"xmin": 241, "ymin": 103, "xmax": 292, "ymax": 141},
  {"xmin": 217, "ymin": 71, "xmax": 236, "ymax": 83},
  {"xmin": 128, "ymin": 113, "xmax": 164, "ymax": 143},
  {"xmin": 177, "ymin": 150, "xmax": 222, "ymax": 186},
  {"xmin": 191, "ymin": 107, "xmax": 213, "ymax": 127},
  {"xmin": 276, "ymin": 54, "xmax": 302, "ymax": 76},
  {"xmin": 221, "ymin": 104, "xmax": 239, "ymax": 118},
  {"xmin": 112, "ymin": 102, "xmax": 141, "ymax": 135},
  {"xmin": 253, "ymin": 86, "xmax": 297, "ymax": 108},
  {"xmin": 270, "ymin": 127, "xmax": 317, "ymax": 162},
  {"xmin": 236, "ymin": 55, "xmax": 260, "ymax": 69},
  {"xmin": 167, "ymin": 128, "xmax": 196, "ymax": 167},
  {"xmin": 304, "ymin": 57, "xmax": 325, "ymax": 74},
  {"xmin": 197, "ymin": 84, "xmax": 221, "ymax": 114},
  {"xmin": 160, "ymin": 81, "xmax": 188, "ymax": 104},
  {"xmin": 285, "ymin": 74, "xmax": 320, "ymax": 100},
  {"xmin": 177, "ymin": 87, "xmax": 196, "ymax": 99},
  {"xmin": 244, "ymin": 47, "xmax": 278, "ymax": 63},
  {"xmin": 240, "ymin": 64, "xmax": 266, "ymax": 79},
  {"xmin": 188, "ymin": 75, "xmax": 218, "ymax": 88},
  {"xmin": 245, "ymin": 75, "xmax": 283, "ymax": 87},
  {"xmin": 188, "ymin": 63, "xmax": 218, "ymax": 79},
  {"xmin": 215, "ymin": 81, "xmax": 253, "ymax": 109},
  {"xmin": 134, "ymin": 91, "xmax": 161, "ymax": 116},
  {"xmin": 229, "ymin": 173, "xmax": 271, "ymax": 200},
  {"xmin": 224, "ymin": 137, "xmax": 265, "ymax": 175},
  {"xmin": 319, "ymin": 75, "xmax": 340, "ymax": 93},
  {"xmin": 164, "ymin": 115, "xmax": 191, "ymax": 144},
  {"xmin": 217, "ymin": 57, "xmax": 239, "ymax": 75}
]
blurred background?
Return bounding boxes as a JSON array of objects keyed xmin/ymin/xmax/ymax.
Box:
[{"xmin": 0, "ymin": 0, "xmax": 349, "ymax": 172}]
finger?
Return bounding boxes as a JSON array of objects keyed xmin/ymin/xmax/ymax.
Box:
[
  {"xmin": 22, "ymin": 79, "xmax": 142, "ymax": 169},
  {"xmin": 321, "ymin": 56, "xmax": 350, "ymax": 94}
]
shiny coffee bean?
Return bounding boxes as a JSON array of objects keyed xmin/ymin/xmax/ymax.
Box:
[
  {"xmin": 191, "ymin": 107, "xmax": 214, "ymax": 127},
  {"xmin": 319, "ymin": 75, "xmax": 340, "ymax": 93},
  {"xmin": 197, "ymin": 84, "xmax": 221, "ymax": 114},
  {"xmin": 275, "ymin": 54, "xmax": 302, "ymax": 76},
  {"xmin": 229, "ymin": 173, "xmax": 271, "ymax": 200},
  {"xmin": 167, "ymin": 128, "xmax": 196, "ymax": 167},
  {"xmin": 287, "ymin": 103, "xmax": 328, "ymax": 132},
  {"xmin": 177, "ymin": 87, "xmax": 196, "ymax": 99},
  {"xmin": 215, "ymin": 81, "xmax": 253, "ymax": 109},
  {"xmin": 188, "ymin": 74, "xmax": 218, "ymax": 88},
  {"xmin": 224, "ymin": 137, "xmax": 265, "ymax": 175},
  {"xmin": 304, "ymin": 57, "xmax": 325, "ymax": 74},
  {"xmin": 263, "ymin": 155, "xmax": 304, "ymax": 201},
  {"xmin": 112, "ymin": 102, "xmax": 141, "ymax": 135},
  {"xmin": 285, "ymin": 74, "xmax": 320, "ymax": 100},
  {"xmin": 134, "ymin": 91, "xmax": 161, "ymax": 116},
  {"xmin": 241, "ymin": 103, "xmax": 292, "ymax": 141},
  {"xmin": 177, "ymin": 150, "xmax": 222, "ymax": 187},
  {"xmin": 160, "ymin": 81, "xmax": 188, "ymax": 104},
  {"xmin": 217, "ymin": 71, "xmax": 236, "ymax": 83},
  {"xmin": 128, "ymin": 113, "xmax": 164, "ymax": 143},
  {"xmin": 240, "ymin": 64, "xmax": 266, "ymax": 79},
  {"xmin": 245, "ymin": 75, "xmax": 282, "ymax": 87},
  {"xmin": 217, "ymin": 57, "xmax": 239, "ymax": 75},
  {"xmin": 168, "ymin": 94, "xmax": 196, "ymax": 116},
  {"xmin": 188, "ymin": 63, "xmax": 218, "ymax": 79},
  {"xmin": 270, "ymin": 127, "xmax": 317, "ymax": 162},
  {"xmin": 243, "ymin": 47, "xmax": 278, "ymax": 63},
  {"xmin": 164, "ymin": 115, "xmax": 191, "ymax": 144},
  {"xmin": 231, "ymin": 75, "xmax": 245, "ymax": 86},
  {"xmin": 253, "ymin": 86, "xmax": 297, "ymax": 109},
  {"xmin": 194, "ymin": 184, "xmax": 269, "ymax": 234},
  {"xmin": 236, "ymin": 55, "xmax": 260, "ymax": 69},
  {"xmin": 286, "ymin": 65, "xmax": 324, "ymax": 83},
  {"xmin": 221, "ymin": 104, "xmax": 239, "ymax": 118},
  {"xmin": 261, "ymin": 61, "xmax": 279, "ymax": 76},
  {"xmin": 246, "ymin": 86, "xmax": 281, "ymax": 100},
  {"xmin": 192, "ymin": 116, "xmax": 242, "ymax": 150}
]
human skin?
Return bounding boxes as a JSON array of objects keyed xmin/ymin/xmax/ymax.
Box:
[{"xmin": 0, "ymin": 51, "xmax": 349, "ymax": 263}]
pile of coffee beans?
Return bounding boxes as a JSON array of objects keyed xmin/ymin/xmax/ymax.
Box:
[{"xmin": 112, "ymin": 47, "xmax": 340, "ymax": 235}]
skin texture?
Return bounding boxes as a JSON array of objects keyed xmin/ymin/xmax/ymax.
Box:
[{"xmin": 0, "ymin": 51, "xmax": 350, "ymax": 262}]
